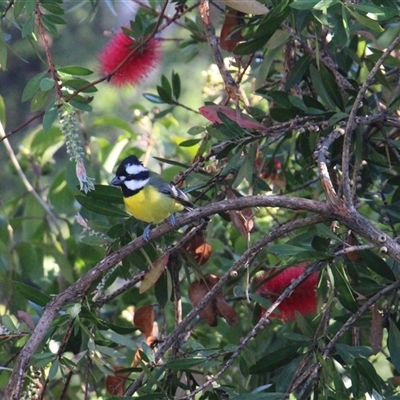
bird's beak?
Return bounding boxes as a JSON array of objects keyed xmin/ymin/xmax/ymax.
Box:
[{"xmin": 111, "ymin": 176, "xmax": 123, "ymax": 186}]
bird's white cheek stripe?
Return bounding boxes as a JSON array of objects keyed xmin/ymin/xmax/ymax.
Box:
[
  {"xmin": 124, "ymin": 178, "xmax": 149, "ymax": 191},
  {"xmin": 126, "ymin": 163, "xmax": 148, "ymax": 175}
]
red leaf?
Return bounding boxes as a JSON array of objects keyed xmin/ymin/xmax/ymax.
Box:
[{"xmin": 199, "ymin": 105, "xmax": 268, "ymax": 131}]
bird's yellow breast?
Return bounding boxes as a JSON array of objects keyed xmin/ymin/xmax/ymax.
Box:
[{"xmin": 123, "ymin": 184, "xmax": 184, "ymax": 224}]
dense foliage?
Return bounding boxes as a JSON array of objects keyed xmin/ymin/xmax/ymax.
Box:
[{"xmin": 2, "ymin": 0, "xmax": 400, "ymax": 399}]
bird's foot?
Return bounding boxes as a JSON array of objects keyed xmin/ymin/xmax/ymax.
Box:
[
  {"xmin": 143, "ymin": 224, "xmax": 152, "ymax": 242},
  {"xmin": 168, "ymin": 214, "xmax": 176, "ymax": 226}
]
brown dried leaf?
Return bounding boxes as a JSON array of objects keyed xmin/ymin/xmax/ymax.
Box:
[
  {"xmin": 133, "ymin": 305, "xmax": 154, "ymax": 338},
  {"xmin": 106, "ymin": 366, "xmax": 128, "ymax": 396},
  {"xmin": 188, "ymin": 279, "xmax": 218, "ymax": 326},
  {"xmin": 215, "ymin": 297, "xmax": 238, "ymax": 326},
  {"xmin": 133, "ymin": 336, "xmax": 158, "ymax": 367},
  {"xmin": 140, "ymin": 253, "xmax": 170, "ymax": 293},
  {"xmin": 183, "ymin": 229, "xmax": 212, "ymax": 266},
  {"xmin": 228, "ymin": 209, "xmax": 254, "ymax": 239},
  {"xmin": 226, "ymin": 188, "xmax": 254, "ymax": 239},
  {"xmin": 370, "ymin": 306, "xmax": 383, "ymax": 355},
  {"xmin": 220, "ymin": 7, "xmax": 244, "ymax": 52},
  {"xmin": 17, "ymin": 310, "xmax": 35, "ymax": 330},
  {"xmin": 346, "ymin": 231, "xmax": 363, "ymax": 263},
  {"xmin": 133, "ymin": 349, "xmax": 141, "ymax": 368}
]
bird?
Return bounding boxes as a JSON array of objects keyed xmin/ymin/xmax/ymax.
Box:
[{"xmin": 110, "ymin": 155, "xmax": 193, "ymax": 241}]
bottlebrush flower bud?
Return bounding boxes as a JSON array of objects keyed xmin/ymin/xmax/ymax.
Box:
[
  {"xmin": 257, "ymin": 265, "xmax": 318, "ymax": 322},
  {"xmin": 99, "ymin": 30, "xmax": 161, "ymax": 87}
]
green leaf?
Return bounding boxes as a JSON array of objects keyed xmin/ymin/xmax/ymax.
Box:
[
  {"xmin": 351, "ymin": 3, "xmax": 399, "ymax": 21},
  {"xmin": 25, "ymin": 0, "xmax": 35, "ymax": 14},
  {"xmin": 179, "ymin": 139, "xmax": 201, "ymax": 147},
  {"xmin": 22, "ymin": 71, "xmax": 47, "ymax": 102},
  {"xmin": 318, "ymin": 63, "xmax": 344, "ymax": 111},
  {"xmin": 156, "ymin": 85, "xmax": 173, "ymax": 104},
  {"xmin": 331, "ymin": 265, "xmax": 358, "ymax": 312},
  {"xmin": 354, "ymin": 358, "xmax": 383, "ymax": 394},
  {"xmin": 39, "ymin": 77, "xmax": 55, "ymax": 91},
  {"xmin": 69, "ymin": 97, "xmax": 92, "ymax": 112},
  {"xmin": 43, "ymin": 14, "xmax": 66, "ymax": 25},
  {"xmin": 99, "ymin": 330, "xmax": 138, "ymax": 348},
  {"xmin": 48, "ymin": 359, "xmax": 60, "ymax": 381},
  {"xmin": 13, "ymin": 0, "xmax": 26, "ymax": 18},
  {"xmin": 313, "ymin": 0, "xmax": 340, "ymax": 10},
  {"xmin": 143, "ymin": 93, "xmax": 165, "ymax": 104},
  {"xmin": 30, "ymin": 90, "xmax": 49, "ymax": 112},
  {"xmin": 160, "ymin": 74, "xmax": 172, "ymax": 97},
  {"xmin": 187, "ymin": 126, "xmax": 205, "ymax": 135},
  {"xmin": 290, "ymin": 0, "xmax": 319, "ymax": 10},
  {"xmin": 62, "ymin": 79, "xmax": 97, "ymax": 93},
  {"xmin": 388, "ymin": 320, "xmax": 400, "ymax": 373},
  {"xmin": 1, "ymin": 314, "xmax": 18, "ymax": 332},
  {"xmin": 347, "ymin": 7, "xmax": 384, "ymax": 33},
  {"xmin": 22, "ymin": 15, "xmax": 35, "ymax": 38},
  {"xmin": 285, "ymin": 54, "xmax": 312, "ymax": 90},
  {"xmin": 249, "ymin": 344, "xmax": 299, "ymax": 374},
  {"xmin": 75, "ymin": 195, "xmax": 129, "ymax": 217},
  {"xmin": 360, "ymin": 250, "xmax": 396, "ymax": 281},
  {"xmin": 154, "ymin": 270, "xmax": 170, "ymax": 308},
  {"xmin": 13, "ymin": 281, "xmax": 51, "ymax": 306},
  {"xmin": 41, "ymin": 3, "xmax": 64, "ymax": 15},
  {"xmin": 85, "ymin": 185, "xmax": 124, "ymax": 204},
  {"xmin": 42, "ymin": 102, "xmax": 59, "ymax": 132},
  {"xmin": 42, "ymin": 16, "xmax": 59, "ymax": 37},
  {"xmin": 335, "ymin": 344, "xmax": 373, "ymax": 366},
  {"xmin": 276, "ymin": 356, "xmax": 304, "ymax": 392},
  {"xmin": 0, "ymin": 95, "xmax": 6, "ymax": 126},
  {"xmin": 58, "ymin": 66, "xmax": 94, "ymax": 76},
  {"xmin": 309, "ymin": 64, "xmax": 336, "ymax": 110},
  {"xmin": 0, "ymin": 28, "xmax": 7, "ymax": 71},
  {"xmin": 328, "ymin": 111, "xmax": 348, "ymax": 126},
  {"xmin": 171, "ymin": 70, "xmax": 181, "ymax": 100}
]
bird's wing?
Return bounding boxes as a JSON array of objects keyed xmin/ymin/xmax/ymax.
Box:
[{"xmin": 149, "ymin": 173, "xmax": 193, "ymax": 209}]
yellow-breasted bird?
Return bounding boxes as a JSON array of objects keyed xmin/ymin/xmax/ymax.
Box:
[{"xmin": 111, "ymin": 155, "xmax": 193, "ymax": 241}]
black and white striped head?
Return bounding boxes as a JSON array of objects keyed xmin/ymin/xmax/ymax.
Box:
[{"xmin": 111, "ymin": 155, "xmax": 150, "ymax": 195}]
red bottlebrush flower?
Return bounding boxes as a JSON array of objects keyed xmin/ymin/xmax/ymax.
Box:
[
  {"xmin": 258, "ymin": 265, "xmax": 318, "ymax": 322},
  {"xmin": 99, "ymin": 30, "xmax": 161, "ymax": 87}
]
